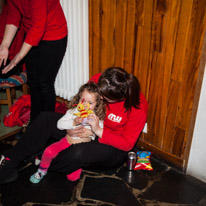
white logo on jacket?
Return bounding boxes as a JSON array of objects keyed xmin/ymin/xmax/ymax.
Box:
[{"xmin": 108, "ymin": 113, "xmax": 122, "ymax": 123}]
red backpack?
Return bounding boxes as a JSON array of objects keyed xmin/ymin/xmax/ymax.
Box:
[{"xmin": 3, "ymin": 95, "xmax": 67, "ymax": 127}]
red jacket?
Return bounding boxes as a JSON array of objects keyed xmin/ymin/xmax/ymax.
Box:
[
  {"xmin": 90, "ymin": 73, "xmax": 148, "ymax": 151},
  {"xmin": 6, "ymin": 0, "xmax": 68, "ymax": 46}
]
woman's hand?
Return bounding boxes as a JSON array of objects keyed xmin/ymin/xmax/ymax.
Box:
[
  {"xmin": 66, "ymin": 126, "xmax": 93, "ymax": 139},
  {"xmin": 78, "ymin": 127, "xmax": 93, "ymax": 138},
  {"xmin": 2, "ymin": 42, "xmax": 32, "ymax": 74},
  {"xmin": 2, "ymin": 52, "xmax": 22, "ymax": 74},
  {"xmin": 66, "ymin": 125, "xmax": 84, "ymax": 137},
  {"xmin": 0, "ymin": 45, "xmax": 9, "ymax": 68},
  {"xmin": 88, "ymin": 113, "xmax": 103, "ymax": 138}
]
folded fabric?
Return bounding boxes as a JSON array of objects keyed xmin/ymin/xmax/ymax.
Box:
[{"xmin": 0, "ymin": 72, "xmax": 27, "ymax": 89}]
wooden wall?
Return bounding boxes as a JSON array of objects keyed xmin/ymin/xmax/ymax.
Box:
[{"xmin": 89, "ymin": 0, "xmax": 206, "ymax": 170}]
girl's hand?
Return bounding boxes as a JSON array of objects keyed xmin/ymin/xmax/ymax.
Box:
[
  {"xmin": 73, "ymin": 116, "xmax": 82, "ymax": 126},
  {"xmin": 0, "ymin": 45, "xmax": 9, "ymax": 68},
  {"xmin": 87, "ymin": 113, "xmax": 103, "ymax": 138}
]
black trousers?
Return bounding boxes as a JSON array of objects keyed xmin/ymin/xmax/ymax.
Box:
[
  {"xmin": 25, "ymin": 36, "xmax": 67, "ymax": 123},
  {"xmin": 4, "ymin": 112, "xmax": 127, "ymax": 174}
]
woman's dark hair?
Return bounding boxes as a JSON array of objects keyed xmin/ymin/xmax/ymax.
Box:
[
  {"xmin": 98, "ymin": 67, "xmax": 140, "ymax": 111},
  {"xmin": 67, "ymin": 81, "xmax": 106, "ymax": 120}
]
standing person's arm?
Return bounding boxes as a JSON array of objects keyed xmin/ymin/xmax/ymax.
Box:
[
  {"xmin": 0, "ymin": 24, "xmax": 18, "ymax": 67},
  {"xmin": 2, "ymin": 41, "xmax": 32, "ymax": 73},
  {"xmin": 2, "ymin": 0, "xmax": 48, "ymax": 73}
]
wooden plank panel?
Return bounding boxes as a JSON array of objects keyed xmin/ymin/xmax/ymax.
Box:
[
  {"xmin": 136, "ymin": 0, "xmax": 145, "ymax": 27},
  {"xmin": 114, "ymin": 0, "xmax": 127, "ymax": 67},
  {"xmin": 163, "ymin": 80, "xmax": 181, "ymax": 153},
  {"xmin": 89, "ymin": 0, "xmax": 101, "ymax": 76},
  {"xmin": 152, "ymin": 0, "xmax": 167, "ymax": 52},
  {"xmin": 145, "ymin": 0, "xmax": 180, "ymax": 148},
  {"xmin": 171, "ymin": 0, "xmax": 193, "ymax": 82},
  {"xmin": 172, "ymin": 127, "xmax": 185, "ymax": 157},
  {"xmin": 100, "ymin": 0, "xmax": 116, "ymax": 70},
  {"xmin": 145, "ymin": 50, "xmax": 163, "ymax": 146},
  {"xmin": 134, "ymin": 0, "xmax": 154, "ymax": 100},
  {"xmin": 89, "ymin": 0, "xmax": 93, "ymax": 76},
  {"xmin": 124, "ymin": 0, "xmax": 136, "ymax": 73},
  {"xmin": 156, "ymin": 0, "xmax": 181, "ymax": 148}
]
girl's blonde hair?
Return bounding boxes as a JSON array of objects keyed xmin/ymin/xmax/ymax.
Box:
[{"xmin": 67, "ymin": 82, "xmax": 106, "ymax": 120}]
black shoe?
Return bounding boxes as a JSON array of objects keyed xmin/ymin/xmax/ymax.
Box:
[{"xmin": 0, "ymin": 155, "xmax": 18, "ymax": 184}]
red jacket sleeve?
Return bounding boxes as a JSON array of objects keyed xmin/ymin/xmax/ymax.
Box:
[
  {"xmin": 24, "ymin": 0, "xmax": 47, "ymax": 46},
  {"xmin": 99, "ymin": 94, "xmax": 148, "ymax": 151}
]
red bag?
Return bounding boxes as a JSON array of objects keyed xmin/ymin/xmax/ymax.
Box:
[{"xmin": 3, "ymin": 95, "xmax": 67, "ymax": 127}]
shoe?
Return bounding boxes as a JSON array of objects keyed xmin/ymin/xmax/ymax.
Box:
[
  {"xmin": 30, "ymin": 170, "xmax": 47, "ymax": 184},
  {"xmin": 0, "ymin": 155, "xmax": 18, "ymax": 184}
]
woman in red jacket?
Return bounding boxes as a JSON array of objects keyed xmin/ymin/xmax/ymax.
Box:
[
  {"xmin": 0, "ymin": 67, "xmax": 148, "ymax": 184},
  {"xmin": 0, "ymin": 0, "xmax": 68, "ymax": 123}
]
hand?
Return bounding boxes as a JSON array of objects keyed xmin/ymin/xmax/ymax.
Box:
[
  {"xmin": 66, "ymin": 125, "xmax": 84, "ymax": 137},
  {"xmin": 78, "ymin": 127, "xmax": 93, "ymax": 138},
  {"xmin": 0, "ymin": 45, "xmax": 9, "ymax": 68},
  {"xmin": 2, "ymin": 53, "xmax": 23, "ymax": 74},
  {"xmin": 73, "ymin": 116, "xmax": 83, "ymax": 126},
  {"xmin": 87, "ymin": 113, "xmax": 103, "ymax": 137}
]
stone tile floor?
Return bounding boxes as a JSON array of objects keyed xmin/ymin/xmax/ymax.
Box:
[{"xmin": 0, "ymin": 136, "xmax": 206, "ymax": 206}]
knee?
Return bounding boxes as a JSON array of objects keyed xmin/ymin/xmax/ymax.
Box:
[
  {"xmin": 43, "ymin": 146, "xmax": 56, "ymax": 159},
  {"xmin": 70, "ymin": 147, "xmax": 85, "ymax": 163}
]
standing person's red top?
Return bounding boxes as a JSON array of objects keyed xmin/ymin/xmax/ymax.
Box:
[
  {"xmin": 0, "ymin": 4, "xmax": 24, "ymax": 60},
  {"xmin": 6, "ymin": 0, "xmax": 68, "ymax": 46},
  {"xmin": 90, "ymin": 73, "xmax": 148, "ymax": 151}
]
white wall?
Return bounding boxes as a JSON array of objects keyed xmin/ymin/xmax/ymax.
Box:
[
  {"xmin": 187, "ymin": 63, "xmax": 206, "ymax": 183},
  {"xmin": 55, "ymin": 0, "xmax": 89, "ymax": 100}
]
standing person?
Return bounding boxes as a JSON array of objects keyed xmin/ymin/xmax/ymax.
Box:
[
  {"xmin": 30, "ymin": 82, "xmax": 105, "ymax": 183},
  {"xmin": 0, "ymin": 0, "xmax": 68, "ymax": 123},
  {"xmin": 0, "ymin": 0, "xmax": 25, "ymax": 78},
  {"xmin": 0, "ymin": 67, "xmax": 148, "ymax": 184}
]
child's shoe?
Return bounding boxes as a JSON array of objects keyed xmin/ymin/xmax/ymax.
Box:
[{"xmin": 30, "ymin": 169, "xmax": 47, "ymax": 184}]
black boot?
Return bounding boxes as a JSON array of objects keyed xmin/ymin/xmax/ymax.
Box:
[{"xmin": 0, "ymin": 155, "xmax": 18, "ymax": 184}]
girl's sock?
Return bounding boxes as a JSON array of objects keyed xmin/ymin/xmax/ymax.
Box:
[
  {"xmin": 38, "ymin": 168, "xmax": 47, "ymax": 175},
  {"xmin": 66, "ymin": 168, "xmax": 82, "ymax": 181}
]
